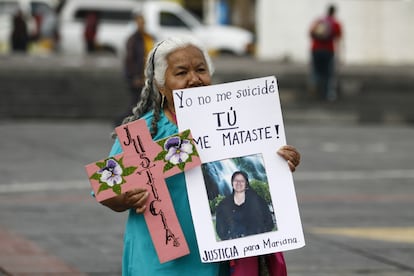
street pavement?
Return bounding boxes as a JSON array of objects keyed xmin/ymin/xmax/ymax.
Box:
[{"xmin": 1, "ymin": 118, "xmax": 414, "ymax": 275}]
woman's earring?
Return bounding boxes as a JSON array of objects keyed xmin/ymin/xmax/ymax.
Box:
[{"xmin": 160, "ymin": 94, "xmax": 165, "ymax": 108}]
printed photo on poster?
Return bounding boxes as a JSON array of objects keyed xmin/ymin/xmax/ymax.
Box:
[{"xmin": 201, "ymin": 153, "xmax": 278, "ymax": 242}]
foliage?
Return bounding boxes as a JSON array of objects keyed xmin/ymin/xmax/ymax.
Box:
[
  {"xmin": 250, "ymin": 179, "xmax": 271, "ymax": 204},
  {"xmin": 209, "ymin": 194, "xmax": 225, "ymax": 214}
]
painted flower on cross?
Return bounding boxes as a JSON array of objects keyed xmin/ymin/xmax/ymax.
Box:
[
  {"xmin": 89, "ymin": 157, "xmax": 137, "ymax": 195},
  {"xmin": 154, "ymin": 129, "xmax": 199, "ymax": 173},
  {"xmin": 99, "ymin": 159, "xmax": 122, "ymax": 186}
]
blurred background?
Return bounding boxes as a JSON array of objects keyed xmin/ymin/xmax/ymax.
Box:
[
  {"xmin": 1, "ymin": 0, "xmax": 413, "ymax": 275},
  {"xmin": 1, "ymin": 0, "xmax": 414, "ymax": 64}
]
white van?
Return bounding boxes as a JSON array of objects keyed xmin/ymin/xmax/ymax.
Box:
[
  {"xmin": 0, "ymin": 0, "xmax": 59, "ymax": 52},
  {"xmin": 59, "ymin": 0, "xmax": 254, "ymax": 56}
]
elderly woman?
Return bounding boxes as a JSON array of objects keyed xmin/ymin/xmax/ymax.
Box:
[{"xmin": 100, "ymin": 37, "xmax": 300, "ymax": 276}]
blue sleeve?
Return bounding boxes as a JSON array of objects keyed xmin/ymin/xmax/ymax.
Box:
[{"xmin": 109, "ymin": 138, "xmax": 123, "ymax": 156}]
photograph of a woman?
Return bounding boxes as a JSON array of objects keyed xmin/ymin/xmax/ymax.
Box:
[
  {"xmin": 201, "ymin": 154, "xmax": 277, "ymax": 241},
  {"xmin": 216, "ymin": 170, "xmax": 275, "ymax": 240}
]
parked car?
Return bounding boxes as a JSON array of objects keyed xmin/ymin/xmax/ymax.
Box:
[
  {"xmin": 0, "ymin": 0, "xmax": 59, "ymax": 52},
  {"xmin": 59, "ymin": 0, "xmax": 254, "ymax": 56}
]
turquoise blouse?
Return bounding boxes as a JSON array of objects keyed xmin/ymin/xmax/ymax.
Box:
[{"xmin": 109, "ymin": 111, "xmax": 221, "ymax": 276}]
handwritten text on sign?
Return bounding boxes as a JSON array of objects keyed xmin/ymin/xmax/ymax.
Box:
[{"xmin": 173, "ymin": 76, "xmax": 305, "ymax": 262}]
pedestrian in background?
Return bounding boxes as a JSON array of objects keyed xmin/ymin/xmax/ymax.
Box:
[
  {"xmin": 309, "ymin": 4, "xmax": 342, "ymax": 101},
  {"xmin": 115, "ymin": 11, "xmax": 154, "ymax": 126},
  {"xmin": 125, "ymin": 11, "xmax": 154, "ymax": 107},
  {"xmin": 39, "ymin": 8, "xmax": 59, "ymax": 52},
  {"xmin": 10, "ymin": 9, "xmax": 29, "ymax": 52},
  {"xmin": 84, "ymin": 11, "xmax": 98, "ymax": 53}
]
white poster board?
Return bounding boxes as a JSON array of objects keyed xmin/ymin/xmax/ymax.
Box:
[{"xmin": 173, "ymin": 76, "xmax": 305, "ymax": 263}]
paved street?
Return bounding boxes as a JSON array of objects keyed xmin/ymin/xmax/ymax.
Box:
[{"xmin": 1, "ymin": 119, "xmax": 413, "ymax": 275}]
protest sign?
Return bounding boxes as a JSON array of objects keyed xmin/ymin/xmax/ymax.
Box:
[{"xmin": 173, "ymin": 76, "xmax": 305, "ymax": 262}]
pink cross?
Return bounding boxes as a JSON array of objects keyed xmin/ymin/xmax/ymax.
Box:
[{"xmin": 85, "ymin": 119, "xmax": 201, "ymax": 263}]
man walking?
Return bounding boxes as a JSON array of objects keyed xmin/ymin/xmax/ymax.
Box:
[
  {"xmin": 309, "ymin": 4, "xmax": 342, "ymax": 101},
  {"xmin": 124, "ymin": 11, "xmax": 154, "ymax": 107},
  {"xmin": 115, "ymin": 11, "xmax": 154, "ymax": 126}
]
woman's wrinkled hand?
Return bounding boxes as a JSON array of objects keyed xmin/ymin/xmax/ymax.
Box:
[
  {"xmin": 123, "ymin": 188, "xmax": 149, "ymax": 214},
  {"xmin": 277, "ymin": 145, "xmax": 301, "ymax": 172}
]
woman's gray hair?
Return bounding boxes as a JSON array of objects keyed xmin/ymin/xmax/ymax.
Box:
[
  {"xmin": 152, "ymin": 36, "xmax": 214, "ymax": 86},
  {"xmin": 112, "ymin": 36, "xmax": 214, "ymax": 138}
]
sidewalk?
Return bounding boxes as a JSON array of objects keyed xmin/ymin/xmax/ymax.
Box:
[
  {"xmin": 0, "ymin": 227, "xmax": 85, "ymax": 275},
  {"xmin": 1, "ymin": 121, "xmax": 414, "ymax": 275}
]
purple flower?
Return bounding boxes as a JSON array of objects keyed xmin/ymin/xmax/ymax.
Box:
[
  {"xmin": 98, "ymin": 159, "xmax": 123, "ymax": 187},
  {"xmin": 164, "ymin": 136, "xmax": 193, "ymax": 165}
]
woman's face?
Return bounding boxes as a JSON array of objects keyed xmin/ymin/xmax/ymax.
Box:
[
  {"xmin": 232, "ymin": 173, "xmax": 247, "ymax": 193},
  {"xmin": 159, "ymin": 45, "xmax": 211, "ymax": 110}
]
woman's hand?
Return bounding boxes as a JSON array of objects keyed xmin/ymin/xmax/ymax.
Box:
[
  {"xmin": 277, "ymin": 145, "xmax": 301, "ymax": 172},
  {"xmin": 124, "ymin": 188, "xmax": 150, "ymax": 213},
  {"xmin": 101, "ymin": 188, "xmax": 149, "ymax": 214}
]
